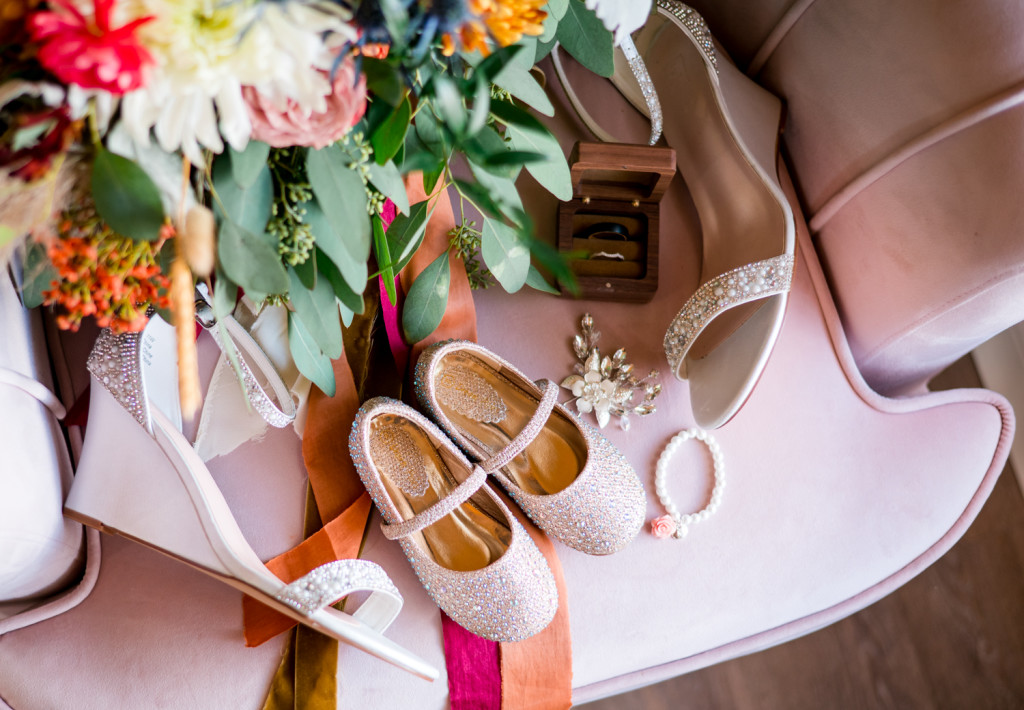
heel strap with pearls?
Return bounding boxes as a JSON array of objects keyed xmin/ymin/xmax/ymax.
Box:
[{"xmin": 663, "ymin": 254, "xmax": 795, "ymax": 378}]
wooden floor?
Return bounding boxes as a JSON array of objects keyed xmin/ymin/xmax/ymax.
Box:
[{"xmin": 581, "ymin": 357, "xmax": 1024, "ymax": 709}]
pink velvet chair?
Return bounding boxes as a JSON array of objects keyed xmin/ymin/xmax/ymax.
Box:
[{"xmin": 0, "ymin": 1, "xmax": 1017, "ymax": 706}]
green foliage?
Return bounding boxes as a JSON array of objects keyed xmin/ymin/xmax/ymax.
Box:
[
  {"xmin": 20, "ymin": 240, "xmax": 57, "ymax": 309},
  {"xmin": 402, "ymin": 250, "xmax": 450, "ymax": 343},
  {"xmin": 91, "ymin": 147, "xmax": 165, "ymax": 242},
  {"xmin": 557, "ymin": 0, "xmax": 615, "ymax": 77}
]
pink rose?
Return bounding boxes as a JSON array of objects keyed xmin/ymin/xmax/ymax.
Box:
[
  {"xmin": 244, "ymin": 60, "xmax": 367, "ymax": 149},
  {"xmin": 650, "ymin": 515, "xmax": 677, "ymax": 539}
]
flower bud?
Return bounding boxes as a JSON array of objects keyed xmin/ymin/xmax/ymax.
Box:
[{"xmin": 182, "ymin": 205, "xmax": 216, "ymax": 277}]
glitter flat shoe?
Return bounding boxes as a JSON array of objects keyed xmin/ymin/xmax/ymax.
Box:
[
  {"xmin": 554, "ymin": 1, "xmax": 796, "ymax": 429},
  {"xmin": 64, "ymin": 315, "xmax": 437, "ymax": 681},
  {"xmin": 349, "ymin": 397, "xmax": 558, "ymax": 642},
  {"xmin": 414, "ymin": 340, "xmax": 646, "ymax": 555}
]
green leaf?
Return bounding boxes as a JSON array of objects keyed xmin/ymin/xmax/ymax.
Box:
[
  {"xmin": 213, "ymin": 156, "xmax": 273, "ymax": 234},
  {"xmin": 371, "ymin": 96, "xmax": 411, "ymax": 165},
  {"xmin": 292, "ymin": 255, "xmax": 316, "ymax": 290},
  {"xmin": 488, "ymin": 98, "xmax": 550, "ymax": 134},
  {"xmin": 507, "ymin": 123, "xmax": 572, "ymax": 201},
  {"xmin": 305, "ymin": 198, "xmax": 368, "ymax": 294},
  {"xmin": 306, "ymin": 145, "xmax": 371, "ymax": 260},
  {"xmin": 526, "ymin": 264, "xmax": 559, "ymax": 295},
  {"xmin": 423, "ymin": 162, "xmax": 445, "ymax": 194},
  {"xmin": 217, "ymin": 220, "xmax": 289, "ymax": 295},
  {"xmin": 211, "ymin": 267, "xmax": 239, "ymax": 322},
  {"xmin": 556, "ymin": 0, "xmax": 615, "ymax": 77},
  {"xmin": 539, "ymin": 11, "xmax": 558, "ymax": 43},
  {"xmin": 464, "ymin": 126, "xmax": 517, "ymax": 179},
  {"xmin": 431, "ymin": 75, "xmax": 466, "ymax": 135},
  {"xmin": 469, "ymin": 161, "xmax": 524, "ymax": 221},
  {"xmin": 415, "ymin": 106, "xmax": 446, "ymax": 157},
  {"xmin": 535, "ymin": 34, "xmax": 558, "ymax": 64},
  {"xmin": 20, "ymin": 240, "xmax": 56, "ymax": 308},
  {"xmin": 484, "ymin": 150, "xmax": 546, "ymax": 168},
  {"xmin": 466, "ymin": 77, "xmax": 491, "ymax": 138},
  {"xmin": 316, "ymin": 249, "xmax": 365, "ymax": 314},
  {"xmin": 372, "ymin": 214, "xmax": 396, "ymax": 305},
  {"xmin": 367, "ymin": 159, "xmax": 410, "ymax": 214},
  {"xmin": 493, "ymin": 63, "xmax": 554, "ymax": 116},
  {"xmin": 229, "ymin": 140, "xmax": 271, "ymax": 189},
  {"xmin": 385, "ymin": 200, "xmax": 431, "ymax": 274},
  {"xmin": 288, "ymin": 267, "xmax": 343, "ymax": 359},
  {"xmin": 12, "ymin": 120, "xmax": 55, "ymax": 152},
  {"xmin": 547, "ymin": 0, "xmax": 569, "ymax": 20},
  {"xmin": 91, "ymin": 147, "xmax": 165, "ymax": 241},
  {"xmin": 288, "ymin": 311, "xmax": 335, "ymax": 396},
  {"xmin": 453, "ymin": 178, "xmax": 512, "ymax": 225},
  {"xmin": 476, "ymin": 44, "xmax": 526, "ymax": 83},
  {"xmin": 481, "ymin": 218, "xmax": 530, "ymax": 292},
  {"xmin": 402, "ymin": 250, "xmax": 450, "ymax": 343},
  {"xmin": 363, "ymin": 57, "xmax": 404, "ymax": 106}
]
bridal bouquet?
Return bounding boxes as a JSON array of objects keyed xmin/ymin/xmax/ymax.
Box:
[{"xmin": 0, "ymin": 0, "xmax": 650, "ymax": 402}]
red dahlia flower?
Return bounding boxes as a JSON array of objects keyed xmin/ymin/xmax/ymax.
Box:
[{"xmin": 29, "ymin": 0, "xmax": 154, "ymax": 95}]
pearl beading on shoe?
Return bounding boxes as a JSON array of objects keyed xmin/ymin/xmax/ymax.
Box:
[
  {"xmin": 656, "ymin": 0, "xmax": 717, "ymax": 72},
  {"xmin": 663, "ymin": 254, "xmax": 795, "ymax": 376},
  {"xmin": 653, "ymin": 428, "xmax": 724, "ymax": 539},
  {"xmin": 275, "ymin": 559, "xmax": 402, "ymax": 615},
  {"xmin": 88, "ymin": 329, "xmax": 150, "ymax": 430}
]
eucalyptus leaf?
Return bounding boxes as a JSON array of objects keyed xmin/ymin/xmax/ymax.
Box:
[
  {"xmin": 339, "ymin": 301, "xmax": 354, "ymax": 328},
  {"xmin": 539, "ymin": 10, "xmax": 558, "ymax": 43},
  {"xmin": 371, "ymin": 96, "xmax": 411, "ymax": 164},
  {"xmin": 362, "ymin": 57, "xmax": 404, "ymax": 106},
  {"xmin": 402, "ymin": 251, "xmax": 450, "ymax": 343},
  {"xmin": 482, "ymin": 218, "xmax": 530, "ymax": 292},
  {"xmin": 217, "ymin": 220, "xmax": 289, "ymax": 295},
  {"xmin": 508, "ymin": 123, "xmax": 572, "ymax": 201},
  {"xmin": 229, "ymin": 140, "xmax": 271, "ymax": 189},
  {"xmin": 212, "ymin": 156, "xmax": 273, "ymax": 234},
  {"xmin": 385, "ymin": 200, "xmax": 431, "ymax": 274},
  {"xmin": 306, "ymin": 145, "xmax": 371, "ymax": 259},
  {"xmin": 556, "ymin": 0, "xmax": 615, "ymax": 77},
  {"xmin": 489, "ymin": 98, "xmax": 549, "ymax": 133},
  {"xmin": 453, "ymin": 178, "xmax": 511, "ymax": 224},
  {"xmin": 547, "ymin": 0, "xmax": 569, "ymax": 20},
  {"xmin": 526, "ymin": 264, "xmax": 560, "ymax": 295},
  {"xmin": 316, "ymin": 249, "xmax": 365, "ymax": 314},
  {"xmin": 493, "ymin": 63, "xmax": 554, "ymax": 116},
  {"xmin": 535, "ymin": 34, "xmax": 558, "ymax": 64},
  {"xmin": 423, "ymin": 163, "xmax": 445, "ymax": 195},
  {"xmin": 476, "ymin": 44, "xmax": 525, "ymax": 83},
  {"xmin": 305, "ymin": 198, "xmax": 368, "ymax": 294},
  {"xmin": 288, "ymin": 311, "xmax": 336, "ymax": 396},
  {"xmin": 91, "ymin": 147, "xmax": 165, "ymax": 241},
  {"xmin": 466, "ymin": 76, "xmax": 491, "ymax": 137},
  {"xmin": 372, "ymin": 213, "xmax": 396, "ymax": 305},
  {"xmin": 292, "ymin": 255, "xmax": 316, "ymax": 290},
  {"xmin": 470, "ymin": 162, "xmax": 524, "ymax": 220},
  {"xmin": 211, "ymin": 267, "xmax": 239, "ymax": 322},
  {"xmin": 367, "ymin": 159, "xmax": 410, "ymax": 214},
  {"xmin": 431, "ymin": 75, "xmax": 466, "ymax": 135},
  {"xmin": 415, "ymin": 106, "xmax": 446, "ymax": 156},
  {"xmin": 288, "ymin": 267, "xmax": 343, "ymax": 359},
  {"xmin": 20, "ymin": 240, "xmax": 57, "ymax": 309},
  {"xmin": 464, "ymin": 126, "xmax": 517, "ymax": 179}
]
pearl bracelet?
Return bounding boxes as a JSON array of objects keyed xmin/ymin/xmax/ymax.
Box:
[{"xmin": 651, "ymin": 428, "xmax": 724, "ymax": 539}]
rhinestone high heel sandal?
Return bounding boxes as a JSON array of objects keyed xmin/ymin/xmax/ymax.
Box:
[
  {"xmin": 63, "ymin": 315, "xmax": 437, "ymax": 680},
  {"xmin": 414, "ymin": 340, "xmax": 646, "ymax": 555},
  {"xmin": 554, "ymin": 1, "xmax": 796, "ymax": 429},
  {"xmin": 349, "ymin": 397, "xmax": 558, "ymax": 642}
]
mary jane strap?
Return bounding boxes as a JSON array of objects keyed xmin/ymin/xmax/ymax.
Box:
[
  {"xmin": 478, "ymin": 379, "xmax": 560, "ymax": 475},
  {"xmin": 380, "ymin": 465, "xmax": 489, "ymax": 541}
]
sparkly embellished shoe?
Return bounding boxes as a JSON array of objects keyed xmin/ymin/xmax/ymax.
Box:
[
  {"xmin": 414, "ymin": 340, "xmax": 646, "ymax": 555},
  {"xmin": 349, "ymin": 397, "xmax": 558, "ymax": 642},
  {"xmin": 554, "ymin": 1, "xmax": 796, "ymax": 429},
  {"xmin": 64, "ymin": 315, "xmax": 437, "ymax": 680},
  {"xmin": 630, "ymin": 1, "xmax": 795, "ymax": 428}
]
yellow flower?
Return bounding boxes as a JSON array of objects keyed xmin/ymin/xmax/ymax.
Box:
[{"xmin": 444, "ymin": 0, "xmax": 547, "ymax": 56}]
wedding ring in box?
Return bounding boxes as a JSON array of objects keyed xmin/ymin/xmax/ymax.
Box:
[{"xmin": 557, "ymin": 141, "xmax": 675, "ymax": 303}]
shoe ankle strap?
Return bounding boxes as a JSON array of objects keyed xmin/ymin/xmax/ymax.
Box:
[
  {"xmin": 0, "ymin": 367, "xmax": 66, "ymax": 419},
  {"xmin": 479, "ymin": 379, "xmax": 560, "ymax": 475},
  {"xmin": 380, "ymin": 465, "xmax": 489, "ymax": 541}
]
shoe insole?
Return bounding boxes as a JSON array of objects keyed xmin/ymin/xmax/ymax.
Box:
[
  {"xmin": 432, "ymin": 351, "xmax": 586, "ymax": 497},
  {"xmin": 630, "ymin": 14, "xmax": 789, "ymax": 365},
  {"xmin": 369, "ymin": 414, "xmax": 509, "ymax": 572}
]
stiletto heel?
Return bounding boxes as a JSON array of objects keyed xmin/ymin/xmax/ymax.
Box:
[
  {"xmin": 64, "ymin": 315, "xmax": 438, "ymax": 681},
  {"xmin": 554, "ymin": 1, "xmax": 796, "ymax": 429}
]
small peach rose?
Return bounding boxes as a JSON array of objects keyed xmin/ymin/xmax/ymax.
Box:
[{"xmin": 650, "ymin": 515, "xmax": 677, "ymax": 539}]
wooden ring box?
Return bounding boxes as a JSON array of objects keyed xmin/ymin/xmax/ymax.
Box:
[{"xmin": 557, "ymin": 141, "xmax": 676, "ymax": 303}]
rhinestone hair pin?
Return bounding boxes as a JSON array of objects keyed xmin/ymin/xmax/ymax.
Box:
[{"xmin": 561, "ymin": 313, "xmax": 662, "ymax": 430}]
